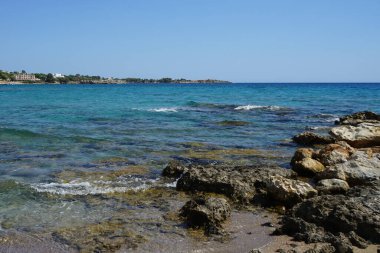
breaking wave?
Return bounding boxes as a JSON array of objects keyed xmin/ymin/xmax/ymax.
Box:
[
  {"xmin": 234, "ymin": 105, "xmax": 283, "ymax": 111},
  {"xmin": 148, "ymin": 107, "xmax": 179, "ymax": 113},
  {"xmin": 31, "ymin": 177, "xmax": 158, "ymax": 196}
]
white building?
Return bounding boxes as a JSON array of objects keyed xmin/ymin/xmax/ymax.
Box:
[{"xmin": 53, "ymin": 73, "xmax": 65, "ymax": 78}]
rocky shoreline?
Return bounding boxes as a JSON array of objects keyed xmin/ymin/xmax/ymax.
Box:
[{"xmin": 162, "ymin": 111, "xmax": 380, "ymax": 253}]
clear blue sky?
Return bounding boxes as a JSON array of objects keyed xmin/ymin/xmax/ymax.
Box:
[{"xmin": 1, "ymin": 0, "xmax": 379, "ymax": 82}]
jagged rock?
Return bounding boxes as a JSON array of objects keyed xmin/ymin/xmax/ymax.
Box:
[
  {"xmin": 316, "ymin": 143, "xmax": 353, "ymax": 166},
  {"xmin": 180, "ymin": 196, "xmax": 231, "ymax": 235},
  {"xmin": 337, "ymin": 111, "xmax": 380, "ymax": 126},
  {"xmin": 303, "ymin": 244, "xmax": 335, "ymax": 253},
  {"xmin": 292, "ymin": 157, "xmax": 325, "ymax": 176},
  {"xmin": 265, "ymin": 175, "xmax": 317, "ymax": 205},
  {"xmin": 162, "ymin": 160, "xmax": 188, "ymax": 178},
  {"xmin": 316, "ymin": 179, "xmax": 349, "ymax": 194},
  {"xmin": 330, "ymin": 123, "xmax": 380, "ymax": 148},
  {"xmin": 176, "ymin": 165, "xmax": 295, "ymax": 203},
  {"xmin": 329, "ymin": 151, "xmax": 380, "ymax": 185},
  {"xmin": 291, "ymin": 148, "xmax": 315, "ymax": 164},
  {"xmin": 293, "ymin": 132, "xmax": 335, "ymax": 146},
  {"xmin": 279, "ymin": 181, "xmax": 380, "ymax": 251},
  {"xmin": 316, "ymin": 166, "xmax": 347, "ymax": 182}
]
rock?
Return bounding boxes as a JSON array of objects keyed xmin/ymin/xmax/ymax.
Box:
[
  {"xmin": 217, "ymin": 120, "xmax": 249, "ymax": 126},
  {"xmin": 265, "ymin": 175, "xmax": 318, "ymax": 205},
  {"xmin": 177, "ymin": 164, "xmax": 295, "ymax": 204},
  {"xmin": 316, "ymin": 166, "xmax": 347, "ymax": 182},
  {"xmin": 180, "ymin": 196, "xmax": 231, "ymax": 235},
  {"xmin": 329, "ymin": 151, "xmax": 380, "ymax": 185},
  {"xmin": 292, "ymin": 132, "xmax": 335, "ymax": 146},
  {"xmin": 279, "ymin": 181, "xmax": 380, "ymax": 251},
  {"xmin": 162, "ymin": 160, "xmax": 188, "ymax": 178},
  {"xmin": 330, "ymin": 123, "xmax": 380, "ymax": 148},
  {"xmin": 291, "ymin": 148, "xmax": 315, "ymax": 165},
  {"xmin": 316, "ymin": 143, "xmax": 353, "ymax": 166},
  {"xmin": 337, "ymin": 111, "xmax": 380, "ymax": 125},
  {"xmin": 292, "ymin": 157, "xmax": 325, "ymax": 176},
  {"xmin": 316, "ymin": 179, "xmax": 349, "ymax": 194},
  {"xmin": 303, "ymin": 244, "xmax": 335, "ymax": 253}
]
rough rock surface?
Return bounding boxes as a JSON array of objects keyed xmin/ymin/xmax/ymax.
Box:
[
  {"xmin": 292, "ymin": 132, "xmax": 335, "ymax": 146},
  {"xmin": 292, "ymin": 157, "xmax": 325, "ymax": 176},
  {"xmin": 337, "ymin": 111, "xmax": 380, "ymax": 126},
  {"xmin": 180, "ymin": 196, "xmax": 231, "ymax": 235},
  {"xmin": 327, "ymin": 151, "xmax": 380, "ymax": 185},
  {"xmin": 278, "ymin": 180, "xmax": 380, "ymax": 252},
  {"xmin": 330, "ymin": 123, "xmax": 380, "ymax": 148},
  {"xmin": 265, "ymin": 175, "xmax": 318, "ymax": 205},
  {"xmin": 291, "ymin": 148, "xmax": 315, "ymax": 162},
  {"xmin": 316, "ymin": 179, "xmax": 349, "ymax": 194},
  {"xmin": 316, "ymin": 143, "xmax": 353, "ymax": 166},
  {"xmin": 162, "ymin": 160, "xmax": 188, "ymax": 178},
  {"xmin": 176, "ymin": 165, "xmax": 295, "ymax": 204}
]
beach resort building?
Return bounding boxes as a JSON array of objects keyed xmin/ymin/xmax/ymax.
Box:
[{"xmin": 14, "ymin": 73, "xmax": 40, "ymax": 81}]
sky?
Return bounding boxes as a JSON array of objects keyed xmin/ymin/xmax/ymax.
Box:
[{"xmin": 0, "ymin": 0, "xmax": 379, "ymax": 82}]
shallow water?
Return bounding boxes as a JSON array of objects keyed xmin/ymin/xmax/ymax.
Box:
[{"xmin": 0, "ymin": 83, "xmax": 379, "ymax": 251}]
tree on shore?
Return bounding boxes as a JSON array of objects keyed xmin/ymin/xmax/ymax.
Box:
[{"xmin": 45, "ymin": 73, "xmax": 55, "ymax": 83}]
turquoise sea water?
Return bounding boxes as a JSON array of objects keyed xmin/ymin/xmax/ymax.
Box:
[{"xmin": 0, "ymin": 83, "xmax": 379, "ymax": 245}]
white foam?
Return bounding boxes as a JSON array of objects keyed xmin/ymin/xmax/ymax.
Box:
[
  {"xmin": 234, "ymin": 105, "xmax": 283, "ymax": 111},
  {"xmin": 148, "ymin": 107, "xmax": 178, "ymax": 112},
  {"xmin": 31, "ymin": 178, "xmax": 158, "ymax": 196}
]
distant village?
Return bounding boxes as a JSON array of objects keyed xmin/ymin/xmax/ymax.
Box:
[{"xmin": 0, "ymin": 70, "xmax": 230, "ymax": 84}]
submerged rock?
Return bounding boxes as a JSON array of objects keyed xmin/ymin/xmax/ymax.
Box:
[
  {"xmin": 330, "ymin": 123, "xmax": 380, "ymax": 148},
  {"xmin": 316, "ymin": 179, "xmax": 349, "ymax": 194},
  {"xmin": 265, "ymin": 175, "xmax": 318, "ymax": 205},
  {"xmin": 337, "ymin": 111, "xmax": 380, "ymax": 126},
  {"xmin": 292, "ymin": 132, "xmax": 335, "ymax": 146},
  {"xmin": 180, "ymin": 196, "xmax": 231, "ymax": 235},
  {"xmin": 217, "ymin": 120, "xmax": 249, "ymax": 126},
  {"xmin": 176, "ymin": 165, "xmax": 295, "ymax": 204}
]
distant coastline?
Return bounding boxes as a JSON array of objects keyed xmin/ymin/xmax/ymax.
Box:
[{"xmin": 0, "ymin": 70, "xmax": 230, "ymax": 85}]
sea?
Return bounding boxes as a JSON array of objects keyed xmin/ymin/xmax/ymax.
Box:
[{"xmin": 0, "ymin": 83, "xmax": 379, "ymax": 251}]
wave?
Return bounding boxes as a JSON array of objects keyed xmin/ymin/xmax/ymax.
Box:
[
  {"xmin": 31, "ymin": 176, "xmax": 158, "ymax": 196},
  {"xmin": 308, "ymin": 113, "xmax": 340, "ymax": 122},
  {"xmin": 234, "ymin": 105, "xmax": 286, "ymax": 111},
  {"xmin": 132, "ymin": 102, "xmax": 291, "ymax": 114},
  {"xmin": 148, "ymin": 107, "xmax": 178, "ymax": 113}
]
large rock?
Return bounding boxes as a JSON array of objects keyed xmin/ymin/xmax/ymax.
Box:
[
  {"xmin": 316, "ymin": 179, "xmax": 349, "ymax": 194},
  {"xmin": 278, "ymin": 180, "xmax": 380, "ymax": 251},
  {"xmin": 337, "ymin": 111, "xmax": 380, "ymax": 126},
  {"xmin": 265, "ymin": 175, "xmax": 317, "ymax": 205},
  {"xmin": 292, "ymin": 157, "xmax": 325, "ymax": 176},
  {"xmin": 290, "ymin": 148, "xmax": 314, "ymax": 164},
  {"xmin": 316, "ymin": 143, "xmax": 353, "ymax": 166},
  {"xmin": 328, "ymin": 151, "xmax": 380, "ymax": 185},
  {"xmin": 330, "ymin": 123, "xmax": 380, "ymax": 148},
  {"xmin": 162, "ymin": 160, "xmax": 188, "ymax": 178},
  {"xmin": 293, "ymin": 132, "xmax": 335, "ymax": 146},
  {"xmin": 176, "ymin": 165, "xmax": 295, "ymax": 204},
  {"xmin": 180, "ymin": 196, "xmax": 231, "ymax": 235}
]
